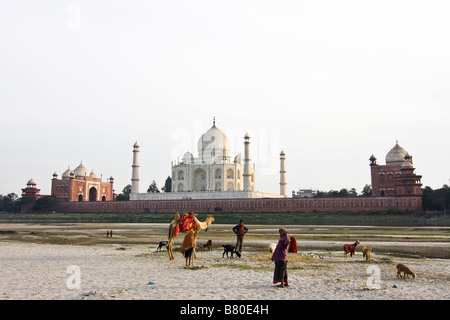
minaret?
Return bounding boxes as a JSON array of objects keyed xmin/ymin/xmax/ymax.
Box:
[
  {"xmin": 243, "ymin": 133, "xmax": 252, "ymax": 192},
  {"xmin": 131, "ymin": 141, "xmax": 140, "ymax": 194},
  {"xmin": 280, "ymin": 150, "xmax": 287, "ymax": 197}
]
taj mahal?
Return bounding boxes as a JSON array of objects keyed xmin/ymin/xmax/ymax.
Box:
[{"xmin": 130, "ymin": 119, "xmax": 287, "ymax": 201}]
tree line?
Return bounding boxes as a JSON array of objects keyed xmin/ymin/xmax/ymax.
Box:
[
  {"xmin": 314, "ymin": 185, "xmax": 373, "ymax": 198},
  {"xmin": 116, "ymin": 176, "xmax": 172, "ymax": 201},
  {"xmin": 0, "ymin": 193, "xmax": 59, "ymax": 213},
  {"xmin": 422, "ymin": 185, "xmax": 450, "ymax": 211}
]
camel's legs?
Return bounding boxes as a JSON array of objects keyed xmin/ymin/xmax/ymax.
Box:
[
  {"xmin": 192, "ymin": 232, "xmax": 199, "ymax": 259},
  {"xmin": 167, "ymin": 236, "xmax": 175, "ymax": 260}
]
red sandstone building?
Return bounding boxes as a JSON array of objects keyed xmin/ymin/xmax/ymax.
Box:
[
  {"xmin": 21, "ymin": 178, "xmax": 45, "ymax": 199},
  {"xmin": 51, "ymin": 162, "xmax": 114, "ymax": 202},
  {"xmin": 369, "ymin": 142, "xmax": 422, "ymax": 197}
]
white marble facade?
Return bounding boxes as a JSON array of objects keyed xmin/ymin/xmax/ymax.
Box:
[
  {"xmin": 130, "ymin": 119, "xmax": 285, "ymax": 200},
  {"xmin": 172, "ymin": 121, "xmax": 254, "ymax": 193}
]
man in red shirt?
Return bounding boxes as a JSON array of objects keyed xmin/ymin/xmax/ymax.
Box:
[{"xmin": 232, "ymin": 220, "xmax": 248, "ymax": 254}]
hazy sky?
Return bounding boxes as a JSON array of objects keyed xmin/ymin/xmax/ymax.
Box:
[{"xmin": 1, "ymin": 0, "xmax": 449, "ymax": 197}]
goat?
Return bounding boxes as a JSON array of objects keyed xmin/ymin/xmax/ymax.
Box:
[
  {"xmin": 361, "ymin": 245, "xmax": 372, "ymax": 261},
  {"xmin": 396, "ymin": 264, "xmax": 416, "ymax": 279},
  {"xmin": 343, "ymin": 240, "xmax": 360, "ymax": 258},
  {"xmin": 268, "ymin": 243, "xmax": 277, "ymax": 258},
  {"xmin": 203, "ymin": 239, "xmax": 213, "ymax": 251},
  {"xmin": 156, "ymin": 241, "xmax": 168, "ymax": 252},
  {"xmin": 222, "ymin": 245, "xmax": 241, "ymax": 259}
]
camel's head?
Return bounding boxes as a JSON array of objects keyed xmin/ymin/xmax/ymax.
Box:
[
  {"xmin": 204, "ymin": 215, "xmax": 215, "ymax": 232},
  {"xmin": 355, "ymin": 240, "xmax": 360, "ymax": 246}
]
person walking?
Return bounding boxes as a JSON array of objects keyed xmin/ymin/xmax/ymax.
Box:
[
  {"xmin": 232, "ymin": 220, "xmax": 248, "ymax": 253},
  {"xmin": 271, "ymin": 228, "xmax": 290, "ymax": 288}
]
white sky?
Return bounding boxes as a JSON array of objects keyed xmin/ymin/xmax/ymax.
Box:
[{"xmin": 1, "ymin": 0, "xmax": 449, "ymax": 197}]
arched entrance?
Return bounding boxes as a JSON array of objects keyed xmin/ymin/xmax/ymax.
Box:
[
  {"xmin": 192, "ymin": 168, "xmax": 207, "ymax": 192},
  {"xmin": 78, "ymin": 194, "xmax": 83, "ymax": 202},
  {"xmin": 89, "ymin": 187, "xmax": 97, "ymax": 202}
]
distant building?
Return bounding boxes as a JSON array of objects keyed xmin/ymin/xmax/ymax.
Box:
[
  {"xmin": 369, "ymin": 141, "xmax": 422, "ymax": 197},
  {"xmin": 130, "ymin": 119, "xmax": 286, "ymax": 201},
  {"xmin": 292, "ymin": 189, "xmax": 317, "ymax": 198},
  {"xmin": 172, "ymin": 120, "xmax": 255, "ymax": 193},
  {"xmin": 51, "ymin": 162, "xmax": 114, "ymax": 202},
  {"xmin": 21, "ymin": 178, "xmax": 44, "ymax": 199}
]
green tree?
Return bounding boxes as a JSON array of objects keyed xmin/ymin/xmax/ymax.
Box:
[
  {"xmin": 423, "ymin": 185, "xmax": 450, "ymax": 211},
  {"xmin": 337, "ymin": 188, "xmax": 349, "ymax": 197},
  {"xmin": 162, "ymin": 176, "xmax": 172, "ymax": 192},
  {"xmin": 0, "ymin": 193, "xmax": 20, "ymax": 212},
  {"xmin": 116, "ymin": 184, "xmax": 132, "ymax": 201},
  {"xmin": 361, "ymin": 184, "xmax": 372, "ymax": 197},
  {"xmin": 31, "ymin": 196, "xmax": 60, "ymax": 213},
  {"xmin": 147, "ymin": 180, "xmax": 160, "ymax": 193}
]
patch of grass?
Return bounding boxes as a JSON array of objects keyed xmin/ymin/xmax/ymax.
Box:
[{"xmin": 211, "ymin": 263, "xmax": 273, "ymax": 272}]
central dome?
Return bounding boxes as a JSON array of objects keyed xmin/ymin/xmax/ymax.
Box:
[
  {"xmin": 73, "ymin": 162, "xmax": 90, "ymax": 177},
  {"xmin": 197, "ymin": 122, "xmax": 231, "ymax": 164},
  {"xmin": 385, "ymin": 142, "xmax": 409, "ymax": 166}
]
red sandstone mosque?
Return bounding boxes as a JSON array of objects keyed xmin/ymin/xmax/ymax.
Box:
[
  {"xmin": 369, "ymin": 141, "xmax": 422, "ymax": 197},
  {"xmin": 49, "ymin": 162, "xmax": 114, "ymax": 202}
]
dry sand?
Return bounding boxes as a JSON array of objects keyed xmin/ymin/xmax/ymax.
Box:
[{"xmin": 1, "ymin": 223, "xmax": 449, "ymax": 301}]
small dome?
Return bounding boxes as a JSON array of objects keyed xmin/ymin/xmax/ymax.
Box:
[
  {"xmin": 385, "ymin": 142, "xmax": 409, "ymax": 166},
  {"xmin": 182, "ymin": 151, "xmax": 194, "ymax": 164},
  {"xmin": 62, "ymin": 167, "xmax": 73, "ymax": 179},
  {"xmin": 90, "ymin": 170, "xmax": 98, "ymax": 178},
  {"xmin": 74, "ymin": 162, "xmax": 90, "ymax": 177},
  {"xmin": 133, "ymin": 141, "xmax": 139, "ymax": 148},
  {"xmin": 234, "ymin": 153, "xmax": 242, "ymax": 164},
  {"xmin": 27, "ymin": 178, "xmax": 36, "ymax": 186}
]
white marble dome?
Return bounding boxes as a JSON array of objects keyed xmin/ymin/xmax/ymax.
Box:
[
  {"xmin": 385, "ymin": 142, "xmax": 408, "ymax": 165},
  {"xmin": 73, "ymin": 162, "xmax": 90, "ymax": 177},
  {"xmin": 182, "ymin": 151, "xmax": 194, "ymax": 164},
  {"xmin": 197, "ymin": 123, "xmax": 231, "ymax": 163},
  {"xmin": 62, "ymin": 167, "xmax": 74, "ymax": 179}
]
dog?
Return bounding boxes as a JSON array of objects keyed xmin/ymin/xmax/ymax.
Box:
[
  {"xmin": 362, "ymin": 245, "xmax": 372, "ymax": 261},
  {"xmin": 203, "ymin": 240, "xmax": 213, "ymax": 251},
  {"xmin": 156, "ymin": 241, "xmax": 168, "ymax": 252},
  {"xmin": 222, "ymin": 245, "xmax": 241, "ymax": 259},
  {"xmin": 396, "ymin": 264, "xmax": 416, "ymax": 279}
]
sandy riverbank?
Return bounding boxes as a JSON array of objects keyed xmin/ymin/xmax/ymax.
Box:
[
  {"xmin": 1, "ymin": 244, "xmax": 449, "ymax": 300},
  {"xmin": 0, "ymin": 223, "xmax": 449, "ymax": 300}
]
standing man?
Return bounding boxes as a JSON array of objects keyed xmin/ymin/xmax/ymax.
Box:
[{"xmin": 233, "ymin": 220, "xmax": 248, "ymax": 253}]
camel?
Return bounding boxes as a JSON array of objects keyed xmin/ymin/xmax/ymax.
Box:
[{"xmin": 167, "ymin": 213, "xmax": 215, "ymax": 260}]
